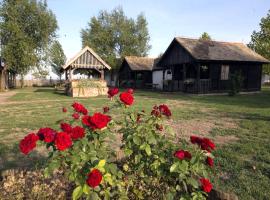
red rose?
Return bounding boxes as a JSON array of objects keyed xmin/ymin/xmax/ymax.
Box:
[
  {"xmin": 120, "ymin": 92, "xmax": 134, "ymax": 106},
  {"xmin": 200, "ymin": 178, "xmax": 212, "ymax": 193},
  {"xmin": 136, "ymin": 113, "xmax": 143, "ymax": 123},
  {"xmin": 184, "ymin": 151, "xmax": 192, "ymax": 159},
  {"xmin": 82, "ymin": 113, "xmax": 111, "ymax": 130},
  {"xmin": 72, "ymin": 102, "xmax": 88, "ymax": 115},
  {"xmin": 86, "ymin": 169, "xmax": 102, "ymax": 188},
  {"xmin": 19, "ymin": 133, "xmax": 39, "ymax": 155},
  {"xmin": 127, "ymin": 88, "xmax": 134, "ymax": 94},
  {"xmin": 156, "ymin": 124, "xmax": 163, "ymax": 131},
  {"xmin": 151, "ymin": 108, "xmax": 161, "ymax": 117},
  {"xmin": 206, "ymin": 157, "xmax": 214, "ymax": 167},
  {"xmin": 190, "ymin": 135, "xmax": 202, "ymax": 144},
  {"xmin": 62, "ymin": 107, "xmax": 67, "ymax": 112},
  {"xmin": 174, "ymin": 150, "xmax": 192, "ymax": 160},
  {"xmin": 54, "ymin": 132, "xmax": 72, "ymax": 151},
  {"xmin": 174, "ymin": 150, "xmax": 185, "ymax": 160},
  {"xmin": 60, "ymin": 123, "xmax": 73, "ymax": 133},
  {"xmin": 190, "ymin": 136, "xmax": 215, "ymax": 152},
  {"xmin": 201, "ymin": 138, "xmax": 215, "ymax": 152},
  {"xmin": 72, "ymin": 113, "xmax": 80, "ymax": 120},
  {"xmin": 70, "ymin": 126, "xmax": 85, "ymax": 140},
  {"xmin": 159, "ymin": 104, "xmax": 172, "ymax": 117},
  {"xmin": 37, "ymin": 127, "xmax": 55, "ymax": 143},
  {"xmin": 108, "ymin": 87, "xmax": 119, "ymax": 98},
  {"xmin": 103, "ymin": 106, "xmax": 110, "ymax": 113}
]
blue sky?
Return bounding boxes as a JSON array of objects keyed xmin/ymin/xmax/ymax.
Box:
[{"xmin": 47, "ymin": 0, "xmax": 270, "ymax": 59}]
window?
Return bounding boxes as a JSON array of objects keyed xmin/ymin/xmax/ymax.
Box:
[
  {"xmin": 200, "ymin": 65, "xmax": 209, "ymax": 79},
  {"xmin": 221, "ymin": 65, "xmax": 229, "ymax": 80}
]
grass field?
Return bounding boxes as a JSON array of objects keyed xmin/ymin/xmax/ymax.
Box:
[{"xmin": 0, "ymin": 87, "xmax": 270, "ymax": 200}]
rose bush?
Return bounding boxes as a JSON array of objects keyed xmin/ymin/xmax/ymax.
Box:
[{"xmin": 19, "ymin": 89, "xmax": 216, "ymax": 200}]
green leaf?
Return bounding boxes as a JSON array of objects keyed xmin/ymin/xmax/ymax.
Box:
[
  {"xmin": 135, "ymin": 154, "xmax": 142, "ymax": 164},
  {"xmin": 98, "ymin": 159, "xmax": 106, "ymax": 168},
  {"xmin": 139, "ymin": 143, "xmax": 146, "ymax": 150},
  {"xmin": 124, "ymin": 148, "xmax": 133, "ymax": 156},
  {"xmin": 179, "ymin": 160, "xmax": 189, "ymax": 172},
  {"xmin": 90, "ymin": 191, "xmax": 100, "ymax": 200},
  {"xmin": 170, "ymin": 163, "xmax": 178, "ymax": 172},
  {"xmin": 133, "ymin": 136, "xmax": 141, "ymax": 145},
  {"xmin": 104, "ymin": 173, "xmax": 113, "ymax": 185},
  {"xmin": 83, "ymin": 184, "xmax": 90, "ymax": 194},
  {"xmin": 72, "ymin": 185, "xmax": 83, "ymax": 200},
  {"xmin": 164, "ymin": 192, "xmax": 175, "ymax": 200},
  {"xmin": 147, "ymin": 134, "xmax": 157, "ymax": 144},
  {"xmin": 145, "ymin": 144, "xmax": 152, "ymax": 156},
  {"xmin": 187, "ymin": 178, "xmax": 199, "ymax": 188}
]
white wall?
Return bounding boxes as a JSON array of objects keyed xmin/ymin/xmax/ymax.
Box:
[
  {"xmin": 262, "ymin": 74, "xmax": 270, "ymax": 84},
  {"xmin": 153, "ymin": 70, "xmax": 163, "ymax": 90}
]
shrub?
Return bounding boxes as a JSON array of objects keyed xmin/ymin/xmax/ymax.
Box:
[
  {"xmin": 229, "ymin": 71, "xmax": 244, "ymax": 96},
  {"xmin": 19, "ymin": 89, "xmax": 216, "ymax": 200}
]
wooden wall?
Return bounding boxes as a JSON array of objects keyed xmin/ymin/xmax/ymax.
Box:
[
  {"xmin": 208, "ymin": 62, "xmax": 262, "ymax": 92},
  {"xmin": 119, "ymin": 60, "xmax": 152, "ymax": 88},
  {"xmin": 158, "ymin": 39, "xmax": 195, "ymax": 66}
]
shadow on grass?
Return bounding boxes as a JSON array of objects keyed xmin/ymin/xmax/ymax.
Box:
[
  {"xmin": 134, "ymin": 88, "xmax": 270, "ymax": 109},
  {"xmin": 0, "ymin": 142, "xmax": 47, "ymax": 172}
]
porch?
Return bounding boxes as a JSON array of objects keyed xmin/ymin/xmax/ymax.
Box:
[{"xmin": 163, "ymin": 63, "xmax": 213, "ymax": 93}]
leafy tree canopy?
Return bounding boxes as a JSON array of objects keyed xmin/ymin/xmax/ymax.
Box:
[
  {"xmin": 0, "ymin": 0, "xmax": 58, "ymax": 77},
  {"xmin": 50, "ymin": 40, "xmax": 66, "ymax": 80},
  {"xmin": 248, "ymin": 10, "xmax": 270, "ymax": 74},
  {"xmin": 200, "ymin": 32, "xmax": 212, "ymax": 40},
  {"xmin": 81, "ymin": 7, "xmax": 151, "ymax": 69}
]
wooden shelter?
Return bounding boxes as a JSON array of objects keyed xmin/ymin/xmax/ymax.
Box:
[
  {"xmin": 119, "ymin": 56, "xmax": 158, "ymax": 88},
  {"xmin": 156, "ymin": 37, "xmax": 270, "ymax": 93},
  {"xmin": 62, "ymin": 46, "xmax": 111, "ymax": 80},
  {"xmin": 62, "ymin": 46, "xmax": 111, "ymax": 97}
]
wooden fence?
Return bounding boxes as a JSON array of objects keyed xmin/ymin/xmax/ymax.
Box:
[{"xmin": 15, "ymin": 79, "xmax": 60, "ymax": 87}]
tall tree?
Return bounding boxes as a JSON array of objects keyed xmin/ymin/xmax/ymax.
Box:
[
  {"xmin": 248, "ymin": 10, "xmax": 270, "ymax": 75},
  {"xmin": 200, "ymin": 32, "xmax": 212, "ymax": 40},
  {"xmin": 50, "ymin": 40, "xmax": 66, "ymax": 80},
  {"xmin": 81, "ymin": 7, "xmax": 151, "ymax": 69},
  {"xmin": 0, "ymin": 0, "xmax": 58, "ymax": 87}
]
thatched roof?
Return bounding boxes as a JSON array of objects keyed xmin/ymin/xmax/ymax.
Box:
[
  {"xmin": 124, "ymin": 56, "xmax": 157, "ymax": 71},
  {"xmin": 63, "ymin": 46, "xmax": 111, "ymax": 70},
  {"xmin": 175, "ymin": 37, "xmax": 269, "ymax": 63}
]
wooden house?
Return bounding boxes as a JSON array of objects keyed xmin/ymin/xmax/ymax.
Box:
[
  {"xmin": 156, "ymin": 37, "xmax": 270, "ymax": 93},
  {"xmin": 119, "ymin": 56, "xmax": 158, "ymax": 88}
]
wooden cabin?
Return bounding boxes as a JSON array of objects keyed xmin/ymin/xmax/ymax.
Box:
[
  {"xmin": 119, "ymin": 56, "xmax": 157, "ymax": 88},
  {"xmin": 62, "ymin": 46, "xmax": 111, "ymax": 97},
  {"xmin": 156, "ymin": 37, "xmax": 270, "ymax": 93}
]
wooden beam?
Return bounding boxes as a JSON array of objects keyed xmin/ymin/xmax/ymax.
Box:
[{"xmin": 196, "ymin": 63, "xmax": 200, "ymax": 93}]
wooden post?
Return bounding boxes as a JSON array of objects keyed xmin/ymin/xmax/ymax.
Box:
[
  {"xmin": 100, "ymin": 70, "xmax": 104, "ymax": 80},
  {"xmin": 197, "ymin": 63, "xmax": 200, "ymax": 93},
  {"xmin": 65, "ymin": 70, "xmax": 68, "ymax": 80}
]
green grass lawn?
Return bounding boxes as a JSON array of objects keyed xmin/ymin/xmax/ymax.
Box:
[{"xmin": 1, "ymin": 87, "xmax": 270, "ymax": 200}]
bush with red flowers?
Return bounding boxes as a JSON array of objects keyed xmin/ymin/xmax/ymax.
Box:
[
  {"xmin": 19, "ymin": 88, "xmax": 215, "ymax": 200},
  {"xmin": 107, "ymin": 87, "xmax": 119, "ymax": 98},
  {"xmin": 119, "ymin": 91, "xmax": 134, "ymax": 106},
  {"xmin": 19, "ymin": 133, "xmax": 39, "ymax": 155}
]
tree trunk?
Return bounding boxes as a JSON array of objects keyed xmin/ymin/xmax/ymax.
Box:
[{"xmin": 20, "ymin": 74, "xmax": 24, "ymax": 88}]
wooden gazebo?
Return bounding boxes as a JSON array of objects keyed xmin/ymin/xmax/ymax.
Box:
[
  {"xmin": 62, "ymin": 46, "xmax": 111, "ymax": 97},
  {"xmin": 62, "ymin": 46, "xmax": 111, "ymax": 80}
]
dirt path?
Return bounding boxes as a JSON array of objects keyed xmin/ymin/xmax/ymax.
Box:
[{"xmin": 0, "ymin": 91, "xmax": 17, "ymax": 104}]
